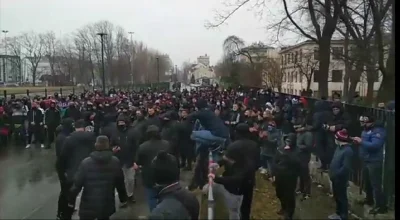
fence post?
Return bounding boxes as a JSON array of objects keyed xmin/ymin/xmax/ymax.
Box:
[
  {"xmin": 3, "ymin": 90, "xmax": 6, "ymax": 99},
  {"xmin": 26, "ymin": 89, "xmax": 30, "ymax": 97},
  {"xmin": 45, "ymin": 88, "xmax": 48, "ymax": 98},
  {"xmin": 60, "ymin": 87, "xmax": 63, "ymax": 96},
  {"xmin": 72, "ymin": 87, "xmax": 75, "ymax": 95}
]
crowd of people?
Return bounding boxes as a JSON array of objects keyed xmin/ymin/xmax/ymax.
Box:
[{"xmin": 0, "ymin": 85, "xmax": 391, "ymax": 220}]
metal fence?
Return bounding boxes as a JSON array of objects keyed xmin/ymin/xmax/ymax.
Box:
[
  {"xmin": 278, "ymin": 92, "xmax": 396, "ymax": 208},
  {"xmin": 1, "ymin": 87, "xmax": 80, "ymax": 99}
]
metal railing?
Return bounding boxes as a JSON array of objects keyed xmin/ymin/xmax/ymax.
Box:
[{"xmin": 207, "ymin": 149, "xmax": 215, "ymax": 220}]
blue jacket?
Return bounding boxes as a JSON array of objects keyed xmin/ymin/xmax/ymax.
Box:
[
  {"xmin": 187, "ymin": 109, "xmax": 229, "ymax": 138},
  {"xmin": 360, "ymin": 125, "xmax": 386, "ymax": 163},
  {"xmin": 329, "ymin": 144, "xmax": 353, "ymax": 181}
]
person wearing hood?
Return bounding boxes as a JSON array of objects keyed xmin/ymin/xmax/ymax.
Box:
[
  {"xmin": 352, "ymin": 114, "xmax": 388, "ymax": 215},
  {"xmin": 328, "ymin": 129, "xmax": 353, "ymax": 220},
  {"xmin": 259, "ymin": 120, "xmax": 281, "ymax": 178},
  {"xmin": 68, "ymin": 135, "xmax": 128, "ymax": 220},
  {"xmin": 146, "ymin": 105, "xmax": 162, "ymax": 129},
  {"xmin": 63, "ymin": 102, "xmax": 81, "ymax": 121},
  {"xmin": 309, "ymin": 99, "xmax": 333, "ymax": 171},
  {"xmin": 44, "ymin": 100, "xmax": 61, "ymax": 149},
  {"xmin": 205, "ymin": 135, "xmax": 253, "ymax": 220},
  {"xmin": 55, "ymin": 118, "xmax": 75, "ymax": 220},
  {"xmin": 58, "ymin": 119, "xmax": 96, "ymax": 220},
  {"xmin": 225, "ymin": 103, "xmax": 241, "ymax": 140},
  {"xmin": 177, "ymin": 107, "xmax": 195, "ymax": 170},
  {"xmin": 271, "ymin": 133, "xmax": 301, "ymax": 220},
  {"xmin": 131, "ymin": 109, "xmax": 148, "ymax": 146},
  {"xmin": 135, "ymin": 125, "xmax": 172, "ymax": 211},
  {"xmin": 110, "ymin": 114, "xmax": 138, "ymax": 204},
  {"xmin": 148, "ymin": 151, "xmax": 199, "ymax": 220},
  {"xmin": 294, "ymin": 118, "xmax": 313, "ymax": 200},
  {"xmin": 160, "ymin": 110, "xmax": 180, "ymax": 159},
  {"xmin": 26, "ymin": 102, "xmax": 45, "ymax": 149},
  {"xmin": 234, "ymin": 123, "xmax": 260, "ymax": 220}
]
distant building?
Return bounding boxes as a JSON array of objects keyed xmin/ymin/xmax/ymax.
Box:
[
  {"xmin": 188, "ymin": 63, "xmax": 217, "ymax": 86},
  {"xmin": 23, "ymin": 56, "xmax": 52, "ymax": 83},
  {"xmin": 279, "ymin": 40, "xmax": 382, "ymax": 98},
  {"xmin": 197, "ymin": 54, "xmax": 210, "ymax": 67},
  {"xmin": 238, "ymin": 42, "xmax": 280, "ymax": 63}
]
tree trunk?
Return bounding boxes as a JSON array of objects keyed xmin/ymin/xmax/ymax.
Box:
[
  {"xmin": 317, "ymin": 38, "xmax": 331, "ymax": 98},
  {"xmin": 342, "ymin": 30, "xmax": 350, "ymax": 102}
]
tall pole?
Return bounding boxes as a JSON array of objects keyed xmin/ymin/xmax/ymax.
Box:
[
  {"xmin": 174, "ymin": 65, "xmax": 177, "ymax": 82},
  {"xmin": 156, "ymin": 57, "xmax": 160, "ymax": 83},
  {"xmin": 2, "ymin": 30, "xmax": 8, "ymax": 83},
  {"xmin": 128, "ymin": 31, "xmax": 134, "ymax": 85},
  {"xmin": 97, "ymin": 33, "xmax": 107, "ymax": 93}
]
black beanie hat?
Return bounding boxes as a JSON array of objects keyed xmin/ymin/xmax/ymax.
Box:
[
  {"xmin": 151, "ymin": 151, "xmax": 180, "ymax": 185},
  {"xmin": 196, "ymin": 99, "xmax": 208, "ymax": 110}
]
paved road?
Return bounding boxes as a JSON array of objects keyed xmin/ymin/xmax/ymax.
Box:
[{"xmin": 0, "ymin": 144, "xmax": 193, "ymax": 219}]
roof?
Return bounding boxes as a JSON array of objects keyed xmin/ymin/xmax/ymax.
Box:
[{"xmin": 279, "ymin": 39, "xmax": 347, "ymax": 54}]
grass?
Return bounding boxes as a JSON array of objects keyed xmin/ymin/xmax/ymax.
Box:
[
  {"xmin": 0, "ymin": 86, "xmax": 77, "ymax": 94},
  {"xmin": 199, "ymin": 170, "xmax": 281, "ymax": 219}
]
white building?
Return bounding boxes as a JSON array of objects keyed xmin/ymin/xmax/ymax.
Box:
[
  {"xmin": 188, "ymin": 63, "xmax": 217, "ymax": 86},
  {"xmin": 238, "ymin": 43, "xmax": 280, "ymax": 63},
  {"xmin": 197, "ymin": 54, "xmax": 210, "ymax": 67},
  {"xmin": 22, "ymin": 56, "xmax": 52, "ymax": 83},
  {"xmin": 279, "ymin": 40, "xmax": 382, "ymax": 98}
]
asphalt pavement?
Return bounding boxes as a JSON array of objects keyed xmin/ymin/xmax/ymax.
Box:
[{"xmin": 0, "ymin": 144, "xmax": 193, "ymax": 219}]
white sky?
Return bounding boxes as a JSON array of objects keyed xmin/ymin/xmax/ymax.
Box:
[{"xmin": 0, "ymin": 0, "xmax": 284, "ymax": 66}]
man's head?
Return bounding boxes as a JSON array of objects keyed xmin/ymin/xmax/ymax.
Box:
[
  {"xmin": 334, "ymin": 129, "xmax": 350, "ymax": 145},
  {"xmin": 146, "ymin": 125, "xmax": 161, "ymax": 140},
  {"xmin": 74, "ymin": 119, "xmax": 86, "ymax": 131},
  {"xmin": 332, "ymin": 101, "xmax": 342, "ymax": 115},
  {"xmin": 181, "ymin": 109, "xmax": 189, "ymax": 118},
  {"xmin": 95, "ymin": 135, "xmax": 110, "ymax": 151},
  {"xmin": 151, "ymin": 151, "xmax": 180, "ymax": 186},
  {"xmin": 117, "ymin": 115, "xmax": 128, "ymax": 131},
  {"xmin": 148, "ymin": 107, "xmax": 155, "ymax": 116},
  {"xmin": 361, "ymin": 114, "xmax": 375, "ymax": 129},
  {"xmin": 232, "ymin": 103, "xmax": 239, "ymax": 111}
]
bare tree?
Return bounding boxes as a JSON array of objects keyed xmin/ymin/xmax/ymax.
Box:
[
  {"xmin": 262, "ymin": 58, "xmax": 283, "ymax": 92},
  {"xmin": 19, "ymin": 32, "xmax": 44, "ymax": 86},
  {"xmin": 294, "ymin": 49, "xmax": 319, "ymax": 91},
  {"xmin": 5, "ymin": 37, "xmax": 23, "ymax": 83},
  {"xmin": 41, "ymin": 31, "xmax": 58, "ymax": 85}
]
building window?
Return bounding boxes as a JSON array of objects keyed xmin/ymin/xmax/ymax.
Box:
[
  {"xmin": 295, "ymin": 89, "xmax": 297, "ymax": 95},
  {"xmin": 332, "ymin": 47, "xmax": 343, "ymax": 60},
  {"xmin": 291, "ymin": 53, "xmax": 294, "ymax": 63},
  {"xmin": 314, "ymin": 47, "xmax": 319, "ymax": 60},
  {"xmin": 287, "ymin": 53, "xmax": 291, "ymax": 63},
  {"xmin": 281, "ymin": 55, "xmax": 284, "ymax": 65},
  {"xmin": 290, "ymin": 72, "xmax": 294, "ymax": 82},
  {"xmin": 299, "ymin": 49, "xmax": 302, "ymax": 62},
  {"xmin": 331, "ymin": 70, "xmax": 343, "ymax": 82},
  {"xmin": 295, "ymin": 72, "xmax": 298, "ymax": 82},
  {"xmin": 295, "ymin": 51, "xmax": 298, "ymax": 63},
  {"xmin": 313, "ymin": 69, "xmax": 319, "ymax": 82},
  {"xmin": 299, "ymin": 73, "xmax": 302, "ymax": 83}
]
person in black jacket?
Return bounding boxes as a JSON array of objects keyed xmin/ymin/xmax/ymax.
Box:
[
  {"xmin": 205, "ymin": 139, "xmax": 253, "ymax": 220},
  {"xmin": 68, "ymin": 135, "xmax": 128, "ymax": 220},
  {"xmin": 58, "ymin": 119, "xmax": 96, "ymax": 220},
  {"xmin": 110, "ymin": 114, "xmax": 137, "ymax": 203},
  {"xmin": 26, "ymin": 102, "xmax": 45, "ymax": 149},
  {"xmin": 55, "ymin": 118, "xmax": 75, "ymax": 220},
  {"xmin": 148, "ymin": 151, "xmax": 199, "ymax": 220},
  {"xmin": 177, "ymin": 108, "xmax": 195, "ymax": 170},
  {"xmin": 44, "ymin": 100, "xmax": 61, "ymax": 149},
  {"xmin": 134, "ymin": 125, "xmax": 172, "ymax": 211},
  {"xmin": 272, "ymin": 133, "xmax": 301, "ymax": 220},
  {"xmin": 160, "ymin": 110, "xmax": 180, "ymax": 159},
  {"xmin": 234, "ymin": 123, "xmax": 260, "ymax": 220},
  {"xmin": 63, "ymin": 102, "xmax": 81, "ymax": 121}
]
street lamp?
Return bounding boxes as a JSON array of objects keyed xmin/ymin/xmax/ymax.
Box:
[
  {"xmin": 97, "ymin": 32, "xmax": 107, "ymax": 93},
  {"xmin": 156, "ymin": 57, "xmax": 160, "ymax": 83},
  {"xmin": 128, "ymin": 32, "xmax": 134, "ymax": 85},
  {"xmin": 2, "ymin": 30, "xmax": 8, "ymax": 83}
]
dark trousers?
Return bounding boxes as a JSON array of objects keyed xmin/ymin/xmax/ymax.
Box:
[
  {"xmin": 28, "ymin": 125, "xmax": 44, "ymax": 144},
  {"xmin": 192, "ymin": 151, "xmax": 208, "ymax": 188},
  {"xmin": 315, "ymin": 133, "xmax": 334, "ymax": 169},
  {"xmin": 331, "ymin": 178, "xmax": 348, "ymax": 220},
  {"xmin": 46, "ymin": 125, "xmax": 57, "ymax": 146},
  {"xmin": 298, "ymin": 153, "xmax": 311, "ymax": 195},
  {"xmin": 241, "ymin": 175, "xmax": 255, "ymax": 220},
  {"xmin": 363, "ymin": 162, "xmax": 386, "ymax": 208},
  {"xmin": 276, "ymin": 176, "xmax": 297, "ymax": 220},
  {"xmin": 79, "ymin": 217, "xmax": 109, "ymax": 220},
  {"xmin": 58, "ymin": 180, "xmax": 75, "ymax": 219},
  {"xmin": 180, "ymin": 144, "xmax": 195, "ymax": 169}
]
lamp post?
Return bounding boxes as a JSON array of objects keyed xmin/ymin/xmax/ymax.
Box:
[
  {"xmin": 97, "ymin": 32, "xmax": 107, "ymax": 93},
  {"xmin": 128, "ymin": 31, "xmax": 134, "ymax": 85},
  {"xmin": 2, "ymin": 30, "xmax": 8, "ymax": 82},
  {"xmin": 174, "ymin": 65, "xmax": 177, "ymax": 82},
  {"xmin": 156, "ymin": 57, "xmax": 160, "ymax": 83}
]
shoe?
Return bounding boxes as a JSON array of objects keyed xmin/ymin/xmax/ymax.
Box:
[
  {"xmin": 128, "ymin": 195, "xmax": 136, "ymax": 203},
  {"xmin": 41, "ymin": 144, "xmax": 45, "ymax": 148},
  {"xmin": 25, "ymin": 144, "xmax": 31, "ymax": 149},
  {"xmin": 328, "ymin": 213, "xmax": 341, "ymax": 219},
  {"xmin": 276, "ymin": 209, "xmax": 284, "ymax": 215},
  {"xmin": 369, "ymin": 207, "xmax": 388, "ymax": 215},
  {"xmin": 301, "ymin": 194, "xmax": 311, "ymax": 201},
  {"xmin": 358, "ymin": 198, "xmax": 374, "ymax": 206},
  {"xmin": 119, "ymin": 201, "xmax": 128, "ymax": 208}
]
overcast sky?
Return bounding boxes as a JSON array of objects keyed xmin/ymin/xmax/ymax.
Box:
[{"xmin": 0, "ymin": 0, "xmax": 279, "ymax": 66}]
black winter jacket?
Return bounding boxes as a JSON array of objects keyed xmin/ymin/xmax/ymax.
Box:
[{"xmin": 69, "ymin": 150, "xmax": 127, "ymax": 219}]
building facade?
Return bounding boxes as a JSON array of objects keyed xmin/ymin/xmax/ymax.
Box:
[
  {"xmin": 197, "ymin": 54, "xmax": 210, "ymax": 67},
  {"xmin": 188, "ymin": 63, "xmax": 217, "ymax": 86},
  {"xmin": 279, "ymin": 40, "xmax": 382, "ymax": 98}
]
